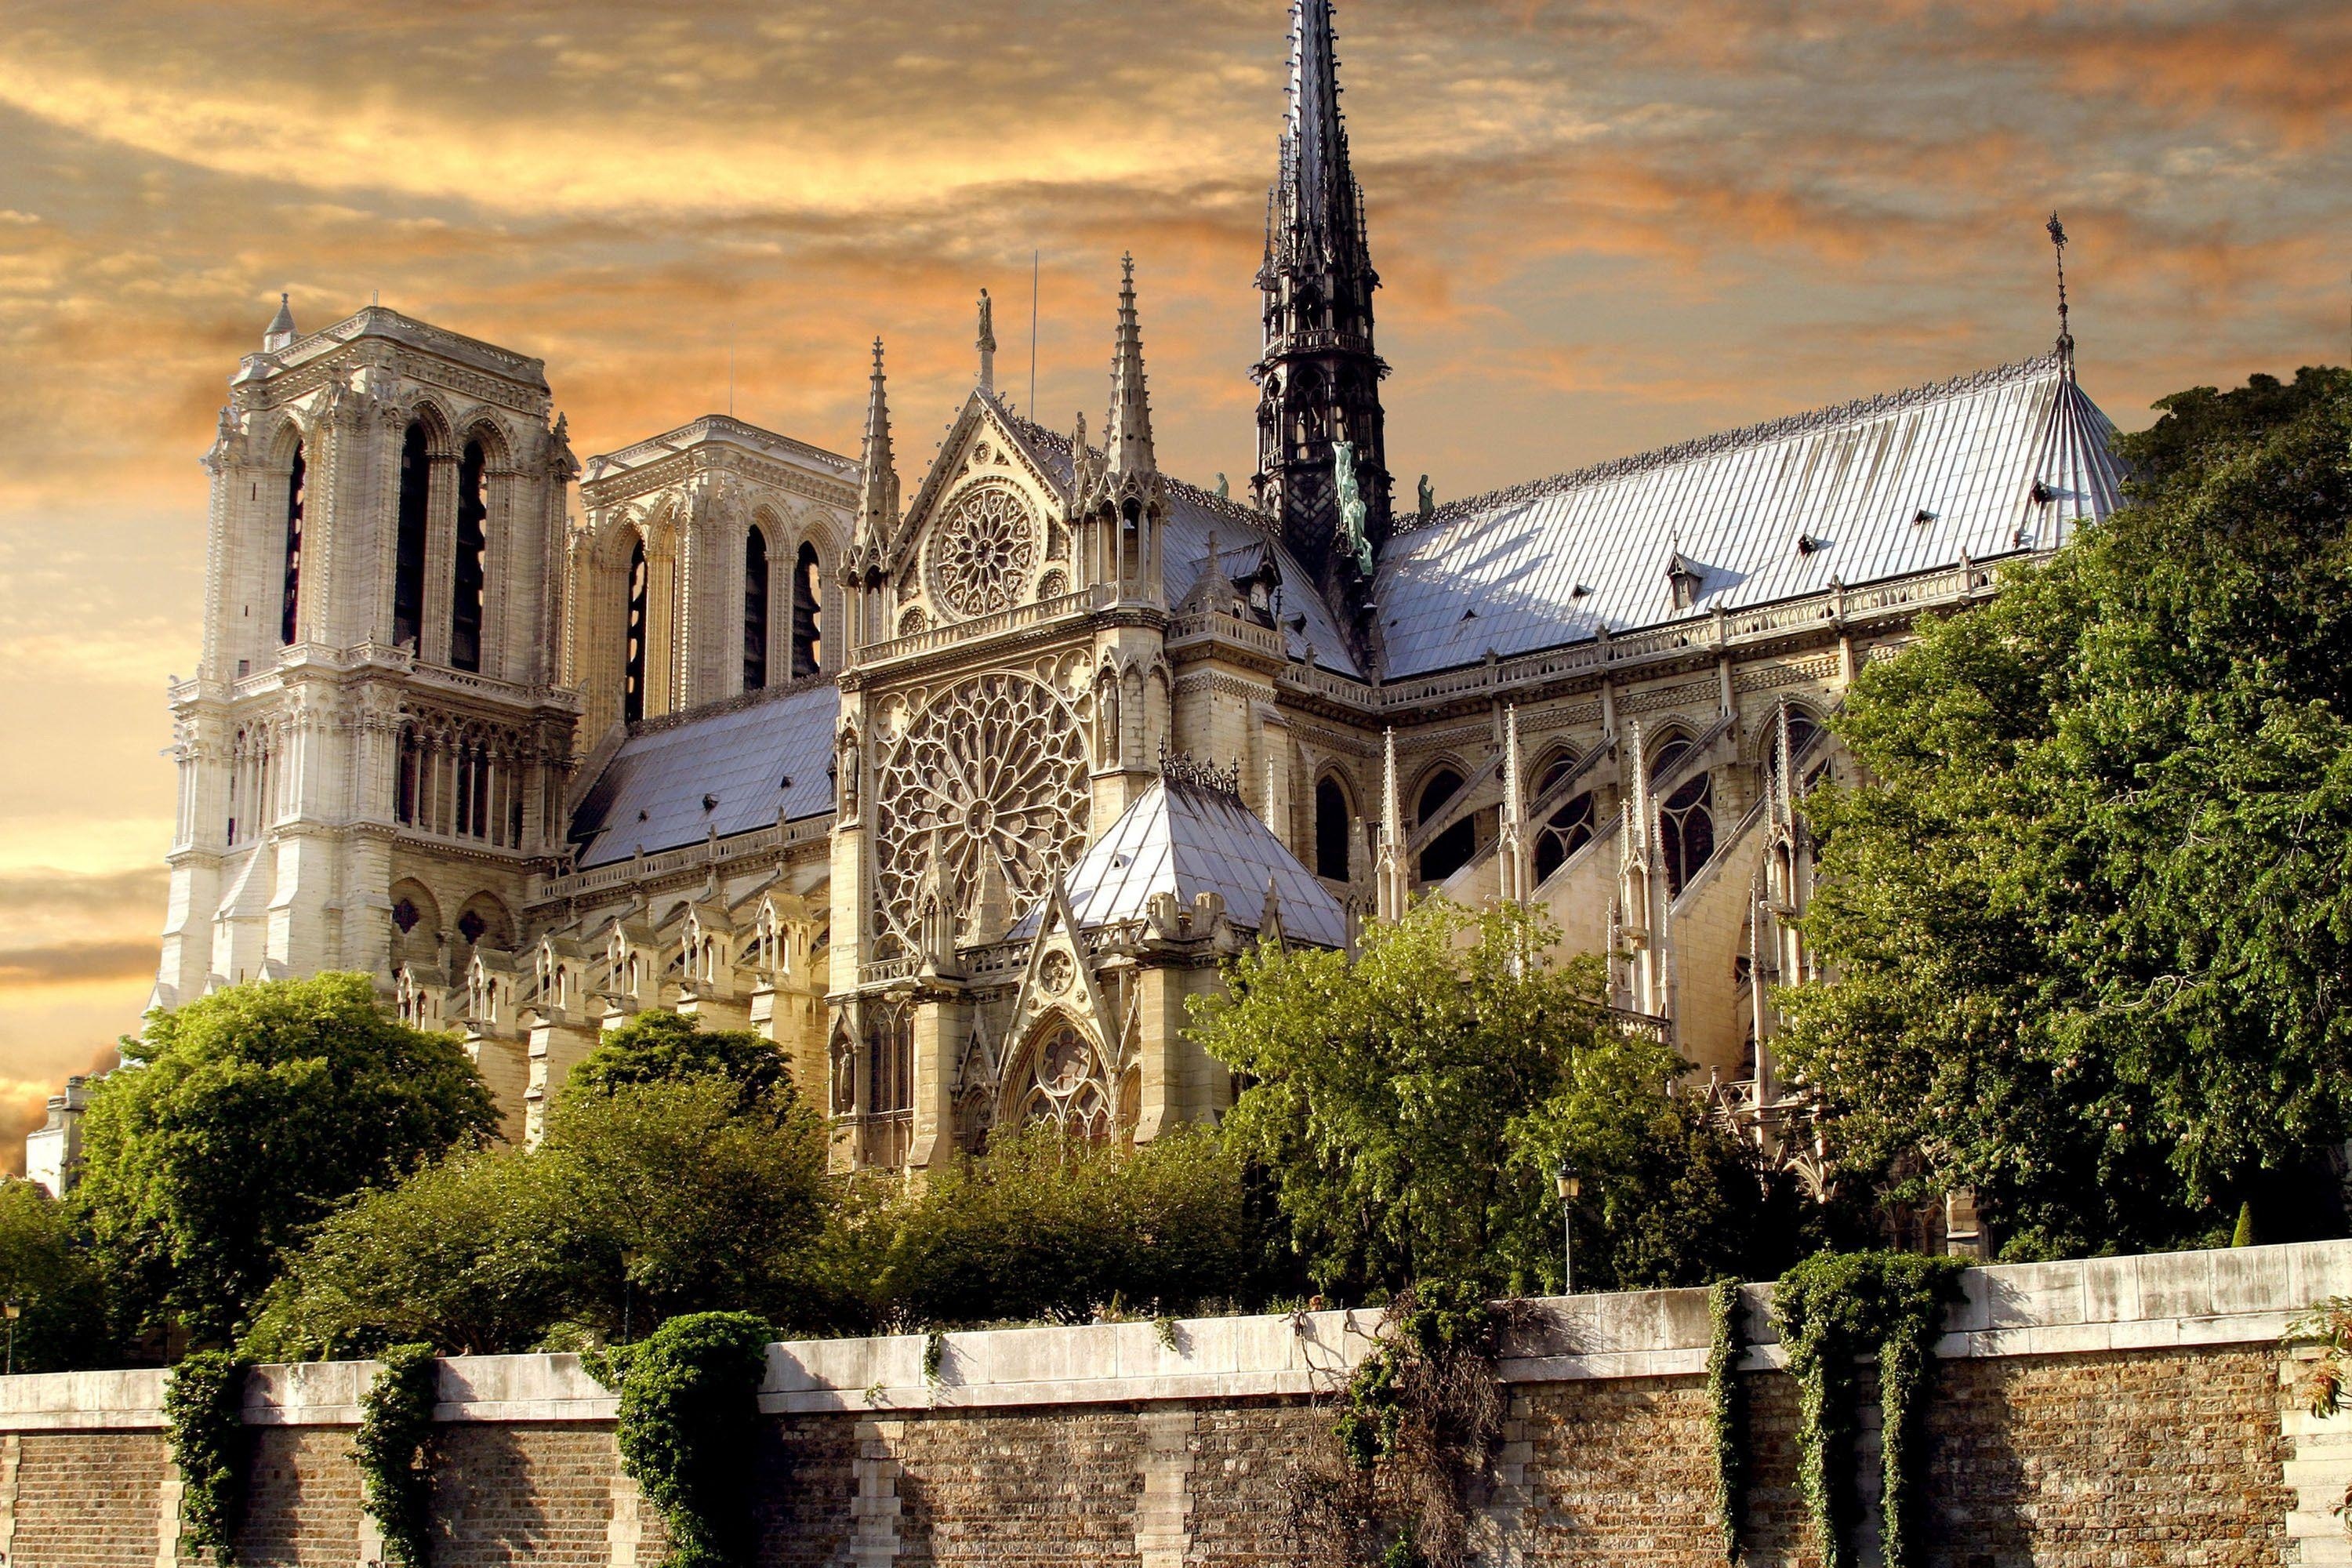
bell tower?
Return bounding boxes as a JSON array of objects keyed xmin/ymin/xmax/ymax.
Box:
[{"xmin": 1250, "ymin": 0, "xmax": 1390, "ymax": 615}]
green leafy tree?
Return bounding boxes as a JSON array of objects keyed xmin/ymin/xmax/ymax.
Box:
[
  {"xmin": 0, "ymin": 1180, "xmax": 109, "ymax": 1370},
  {"xmin": 1195, "ymin": 900, "xmax": 1798, "ymax": 1298},
  {"xmin": 249, "ymin": 1014, "xmax": 829, "ymax": 1355},
  {"xmin": 74, "ymin": 973, "xmax": 496, "ymax": 1341},
  {"xmin": 864, "ymin": 1121, "xmax": 1274, "ymax": 1326},
  {"xmin": 568, "ymin": 1011, "xmax": 786, "ymax": 1114},
  {"xmin": 1777, "ymin": 366, "xmax": 2352, "ymax": 1256}
]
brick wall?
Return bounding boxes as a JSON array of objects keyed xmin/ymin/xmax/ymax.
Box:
[{"xmin": 5, "ymin": 1243, "xmax": 2351, "ymax": 1568}]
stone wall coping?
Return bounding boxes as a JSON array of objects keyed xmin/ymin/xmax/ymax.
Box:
[{"xmin": 4, "ymin": 1239, "xmax": 2344, "ymax": 1431}]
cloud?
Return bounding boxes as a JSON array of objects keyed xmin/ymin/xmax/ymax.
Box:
[{"xmin": 0, "ymin": 942, "xmax": 158, "ymax": 989}]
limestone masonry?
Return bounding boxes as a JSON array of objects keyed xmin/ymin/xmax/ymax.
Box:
[{"xmin": 2, "ymin": 1241, "xmax": 2347, "ymax": 1566}]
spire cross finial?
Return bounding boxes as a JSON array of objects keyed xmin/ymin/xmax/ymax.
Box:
[{"xmin": 2046, "ymin": 211, "xmax": 2073, "ymax": 357}]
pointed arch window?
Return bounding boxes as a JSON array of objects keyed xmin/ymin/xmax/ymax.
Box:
[
  {"xmin": 280, "ymin": 443, "xmax": 307, "ymax": 644},
  {"xmin": 866, "ymin": 1001, "xmax": 913, "ymax": 1116},
  {"xmin": 622, "ymin": 535, "xmax": 648, "ymax": 724},
  {"xmin": 1416, "ymin": 766, "xmax": 1476, "ymax": 883},
  {"xmin": 451, "ymin": 440, "xmax": 488, "ymax": 671},
  {"xmin": 1314, "ymin": 775, "xmax": 1352, "ymax": 881},
  {"xmin": 742, "ymin": 524, "xmax": 771, "ymax": 692},
  {"xmin": 1651, "ymin": 738, "xmax": 1715, "ymax": 898},
  {"xmin": 1531, "ymin": 750, "xmax": 1595, "ymax": 884},
  {"xmin": 792, "ymin": 539, "xmax": 822, "ymax": 676},
  {"xmin": 394, "ymin": 423, "xmax": 429, "ymax": 651},
  {"xmin": 1020, "ymin": 1020, "xmax": 1112, "ymax": 1142}
]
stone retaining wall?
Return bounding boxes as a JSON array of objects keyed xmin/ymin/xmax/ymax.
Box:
[{"xmin": 4, "ymin": 1241, "xmax": 2351, "ymax": 1567}]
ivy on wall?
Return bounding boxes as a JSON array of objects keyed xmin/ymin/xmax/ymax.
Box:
[
  {"xmin": 163, "ymin": 1349, "xmax": 252, "ymax": 1564},
  {"xmin": 1773, "ymin": 1252, "xmax": 1966, "ymax": 1568},
  {"xmin": 608, "ymin": 1312, "xmax": 773, "ymax": 1568},
  {"xmin": 354, "ymin": 1343, "xmax": 440, "ymax": 1568},
  {"xmin": 1704, "ymin": 1279, "xmax": 1747, "ymax": 1562}
]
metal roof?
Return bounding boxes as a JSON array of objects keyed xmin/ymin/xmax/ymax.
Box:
[
  {"xmin": 1374, "ymin": 353, "xmax": 2124, "ymax": 678},
  {"xmin": 570, "ymin": 680, "xmax": 839, "ymax": 868},
  {"xmin": 1002, "ymin": 408, "xmax": 1364, "ymax": 677},
  {"xmin": 1007, "ymin": 773, "xmax": 1349, "ymax": 949}
]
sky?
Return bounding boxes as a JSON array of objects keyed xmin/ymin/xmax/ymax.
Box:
[{"xmin": 1, "ymin": 0, "xmax": 2347, "ymax": 1166}]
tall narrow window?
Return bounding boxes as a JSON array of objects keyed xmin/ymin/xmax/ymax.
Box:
[
  {"xmin": 393, "ymin": 423, "xmax": 429, "ymax": 650},
  {"xmin": 1417, "ymin": 767, "xmax": 1477, "ymax": 883},
  {"xmin": 742, "ymin": 525, "xmax": 771, "ymax": 691},
  {"xmin": 1315, "ymin": 776, "xmax": 1351, "ymax": 881},
  {"xmin": 280, "ymin": 444, "xmax": 307, "ymax": 644},
  {"xmin": 792, "ymin": 540, "xmax": 822, "ymax": 676},
  {"xmin": 622, "ymin": 535, "xmax": 648, "ymax": 724},
  {"xmin": 451, "ymin": 440, "xmax": 488, "ymax": 671},
  {"xmin": 1531, "ymin": 750, "xmax": 1595, "ymax": 884},
  {"xmin": 1650, "ymin": 739, "xmax": 1715, "ymax": 898}
]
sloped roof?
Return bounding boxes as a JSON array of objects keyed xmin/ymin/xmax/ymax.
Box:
[
  {"xmin": 1374, "ymin": 353, "xmax": 2124, "ymax": 678},
  {"xmin": 571, "ymin": 680, "xmax": 839, "ymax": 868},
  {"xmin": 1007, "ymin": 773, "xmax": 1349, "ymax": 949},
  {"xmin": 1000, "ymin": 407, "xmax": 1364, "ymax": 677}
]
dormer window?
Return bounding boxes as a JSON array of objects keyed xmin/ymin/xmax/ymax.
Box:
[{"xmin": 1666, "ymin": 550, "xmax": 1703, "ymax": 612}]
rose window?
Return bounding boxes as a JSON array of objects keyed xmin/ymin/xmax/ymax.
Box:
[
  {"xmin": 928, "ymin": 485, "xmax": 1036, "ymax": 619},
  {"xmin": 873, "ymin": 673, "xmax": 1089, "ymax": 956}
]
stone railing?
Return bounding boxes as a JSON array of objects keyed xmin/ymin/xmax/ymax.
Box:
[
  {"xmin": 528, "ymin": 813, "xmax": 835, "ymax": 904},
  {"xmin": 856, "ymin": 584, "xmax": 1113, "ymax": 666}
]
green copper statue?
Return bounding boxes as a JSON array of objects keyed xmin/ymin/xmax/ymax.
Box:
[
  {"xmin": 1418, "ymin": 474, "xmax": 1435, "ymax": 521},
  {"xmin": 1215, "ymin": 472, "xmax": 1229, "ymax": 499},
  {"xmin": 1334, "ymin": 440, "xmax": 1375, "ymax": 577}
]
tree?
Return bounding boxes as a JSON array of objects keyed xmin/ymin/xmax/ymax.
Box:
[
  {"xmin": 74, "ymin": 972, "xmax": 496, "ymax": 1342},
  {"xmin": 248, "ymin": 1012, "xmax": 831, "ymax": 1355},
  {"xmin": 1777, "ymin": 367, "xmax": 2352, "ymax": 1257},
  {"xmin": 0, "ymin": 1181, "xmax": 108, "ymax": 1371},
  {"xmin": 861, "ymin": 1121, "xmax": 1276, "ymax": 1327},
  {"xmin": 567, "ymin": 1010, "xmax": 786, "ymax": 1115},
  {"xmin": 1194, "ymin": 900, "xmax": 1798, "ymax": 1298}
]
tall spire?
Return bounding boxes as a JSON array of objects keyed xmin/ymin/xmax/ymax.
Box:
[
  {"xmin": 1375, "ymin": 725, "xmax": 1408, "ymax": 921},
  {"xmin": 855, "ymin": 338, "xmax": 898, "ymax": 571},
  {"xmin": 1252, "ymin": 0, "xmax": 1389, "ymax": 622},
  {"xmin": 2045, "ymin": 211, "xmax": 2074, "ymax": 365},
  {"xmin": 1105, "ymin": 254, "xmax": 1156, "ymax": 478}
]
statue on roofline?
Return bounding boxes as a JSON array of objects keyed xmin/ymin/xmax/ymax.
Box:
[
  {"xmin": 1418, "ymin": 474, "xmax": 1434, "ymax": 521},
  {"xmin": 1334, "ymin": 440, "xmax": 1374, "ymax": 578}
]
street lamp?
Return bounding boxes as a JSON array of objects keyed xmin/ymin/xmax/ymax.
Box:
[
  {"xmin": 1555, "ymin": 1171, "xmax": 1582, "ymax": 1296},
  {"xmin": 5, "ymin": 1299, "xmax": 21, "ymax": 1377}
]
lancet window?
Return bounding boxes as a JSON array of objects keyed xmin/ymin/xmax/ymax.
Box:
[
  {"xmin": 622, "ymin": 535, "xmax": 648, "ymax": 724},
  {"xmin": 394, "ymin": 713, "xmax": 532, "ymax": 848},
  {"xmin": 1416, "ymin": 765, "xmax": 1477, "ymax": 883},
  {"xmin": 1314, "ymin": 775, "xmax": 1352, "ymax": 881},
  {"xmin": 792, "ymin": 539, "xmax": 822, "ymax": 676},
  {"xmin": 1531, "ymin": 749, "xmax": 1596, "ymax": 884},
  {"xmin": 280, "ymin": 444, "xmax": 307, "ymax": 644},
  {"xmin": 394, "ymin": 422, "xmax": 430, "ymax": 651},
  {"xmin": 1018, "ymin": 1020, "xmax": 1112, "ymax": 1142},
  {"xmin": 1650, "ymin": 737, "xmax": 1715, "ymax": 898},
  {"xmin": 451, "ymin": 440, "xmax": 488, "ymax": 672},
  {"xmin": 743, "ymin": 524, "xmax": 771, "ymax": 692}
]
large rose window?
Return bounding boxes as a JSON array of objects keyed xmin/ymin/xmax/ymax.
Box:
[
  {"xmin": 873, "ymin": 673, "xmax": 1088, "ymax": 955},
  {"xmin": 927, "ymin": 485, "xmax": 1036, "ymax": 619}
]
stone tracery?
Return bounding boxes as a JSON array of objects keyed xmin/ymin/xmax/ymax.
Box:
[
  {"xmin": 872, "ymin": 672, "xmax": 1089, "ymax": 957},
  {"xmin": 927, "ymin": 483, "xmax": 1037, "ymax": 619}
]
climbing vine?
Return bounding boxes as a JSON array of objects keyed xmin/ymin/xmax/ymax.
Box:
[
  {"xmin": 354, "ymin": 1343, "xmax": 439, "ymax": 1568},
  {"xmin": 1704, "ymin": 1279, "xmax": 1747, "ymax": 1562},
  {"xmin": 1773, "ymin": 1252, "xmax": 1965, "ymax": 1568},
  {"xmin": 609, "ymin": 1312, "xmax": 773, "ymax": 1568},
  {"xmin": 163, "ymin": 1349, "xmax": 251, "ymax": 1563},
  {"xmin": 2283, "ymin": 1297, "xmax": 2352, "ymax": 1530},
  {"xmin": 1290, "ymin": 1284, "xmax": 1503, "ymax": 1568}
]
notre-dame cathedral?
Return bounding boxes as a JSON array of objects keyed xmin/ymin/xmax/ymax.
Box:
[{"xmin": 57, "ymin": 0, "xmax": 2124, "ymax": 1191}]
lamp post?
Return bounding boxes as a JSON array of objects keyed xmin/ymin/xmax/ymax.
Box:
[
  {"xmin": 5, "ymin": 1298, "xmax": 20, "ymax": 1377},
  {"xmin": 1555, "ymin": 1171, "xmax": 1582, "ymax": 1296}
]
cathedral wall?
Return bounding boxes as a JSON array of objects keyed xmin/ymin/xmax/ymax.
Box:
[{"xmin": 1, "ymin": 1243, "xmax": 2340, "ymax": 1568}]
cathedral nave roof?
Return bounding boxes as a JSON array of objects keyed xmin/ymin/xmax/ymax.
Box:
[
  {"xmin": 1373, "ymin": 352, "xmax": 2124, "ymax": 679},
  {"xmin": 569, "ymin": 677, "xmax": 839, "ymax": 869}
]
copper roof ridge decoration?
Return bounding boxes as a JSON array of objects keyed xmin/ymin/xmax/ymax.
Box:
[
  {"xmin": 1157, "ymin": 742, "xmax": 1246, "ymax": 802},
  {"xmin": 1396, "ymin": 350, "xmax": 2072, "ymax": 535}
]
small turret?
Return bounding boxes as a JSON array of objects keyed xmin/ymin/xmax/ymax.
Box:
[{"xmin": 262, "ymin": 292, "xmax": 298, "ymax": 354}]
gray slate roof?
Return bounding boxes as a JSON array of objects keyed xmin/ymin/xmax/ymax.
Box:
[
  {"xmin": 1374, "ymin": 353, "xmax": 2123, "ymax": 678},
  {"xmin": 1007, "ymin": 774, "xmax": 1349, "ymax": 950},
  {"xmin": 571, "ymin": 679, "xmax": 839, "ymax": 868},
  {"xmin": 1002, "ymin": 408, "xmax": 1364, "ymax": 677}
]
